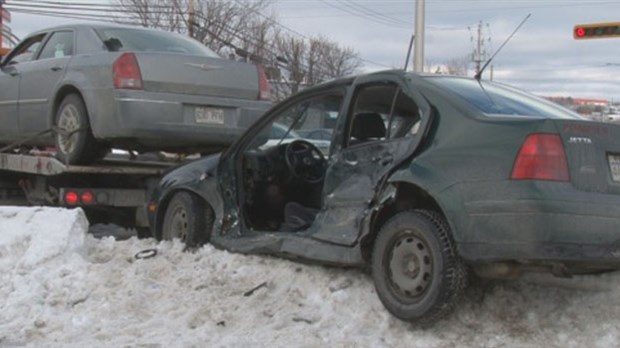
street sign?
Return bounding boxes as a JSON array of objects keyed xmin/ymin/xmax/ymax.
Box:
[{"xmin": 574, "ymin": 22, "xmax": 620, "ymax": 39}]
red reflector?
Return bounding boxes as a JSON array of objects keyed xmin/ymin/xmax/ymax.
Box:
[
  {"xmin": 511, "ymin": 134, "xmax": 569, "ymax": 181},
  {"xmin": 65, "ymin": 191, "xmax": 79, "ymax": 205},
  {"xmin": 81, "ymin": 191, "xmax": 94, "ymax": 205},
  {"xmin": 113, "ymin": 52, "xmax": 143, "ymax": 90},
  {"xmin": 257, "ymin": 65, "xmax": 271, "ymax": 101}
]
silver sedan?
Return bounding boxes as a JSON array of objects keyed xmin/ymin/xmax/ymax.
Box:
[{"xmin": 0, "ymin": 24, "xmax": 272, "ymax": 164}]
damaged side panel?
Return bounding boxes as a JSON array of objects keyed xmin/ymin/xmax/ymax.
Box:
[{"xmin": 312, "ymin": 135, "xmax": 424, "ymax": 247}]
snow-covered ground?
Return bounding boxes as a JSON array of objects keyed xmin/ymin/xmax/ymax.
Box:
[{"xmin": 1, "ymin": 206, "xmax": 620, "ymax": 347}]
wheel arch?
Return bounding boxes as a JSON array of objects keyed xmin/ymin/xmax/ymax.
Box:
[
  {"xmin": 51, "ymin": 84, "xmax": 90, "ymax": 126},
  {"xmin": 155, "ymin": 187, "xmax": 216, "ymax": 241},
  {"xmin": 361, "ymin": 181, "xmax": 452, "ymax": 263}
]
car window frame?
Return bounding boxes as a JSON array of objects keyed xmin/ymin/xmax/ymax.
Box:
[
  {"xmin": 36, "ymin": 30, "xmax": 76, "ymax": 61},
  {"xmin": 1, "ymin": 32, "xmax": 49, "ymax": 67},
  {"xmin": 242, "ymin": 90, "xmax": 346, "ymax": 154},
  {"xmin": 343, "ymin": 81, "xmax": 422, "ymax": 150}
]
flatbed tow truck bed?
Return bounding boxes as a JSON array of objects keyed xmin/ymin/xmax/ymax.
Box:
[
  {"xmin": 0, "ymin": 151, "xmax": 182, "ymax": 233},
  {"xmin": 0, "ymin": 152, "xmax": 171, "ymax": 176}
]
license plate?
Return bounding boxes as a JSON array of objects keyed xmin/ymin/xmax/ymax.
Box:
[
  {"xmin": 609, "ymin": 154, "xmax": 620, "ymax": 181},
  {"xmin": 195, "ymin": 107, "xmax": 225, "ymax": 125}
]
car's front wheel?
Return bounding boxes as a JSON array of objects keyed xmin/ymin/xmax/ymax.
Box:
[
  {"xmin": 161, "ymin": 192, "xmax": 212, "ymax": 247},
  {"xmin": 372, "ymin": 210, "xmax": 468, "ymax": 325},
  {"xmin": 55, "ymin": 94, "xmax": 104, "ymax": 165}
]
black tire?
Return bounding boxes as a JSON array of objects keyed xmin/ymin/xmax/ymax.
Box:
[
  {"xmin": 55, "ymin": 94, "xmax": 104, "ymax": 165},
  {"xmin": 371, "ymin": 210, "xmax": 468, "ymax": 325},
  {"xmin": 161, "ymin": 192, "xmax": 212, "ymax": 247}
]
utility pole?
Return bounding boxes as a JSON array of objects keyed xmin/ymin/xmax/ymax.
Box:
[
  {"xmin": 413, "ymin": 0, "xmax": 425, "ymax": 72},
  {"xmin": 471, "ymin": 20, "xmax": 491, "ymax": 78},
  {"xmin": 188, "ymin": 0, "xmax": 195, "ymax": 38},
  {"xmin": 472, "ymin": 21, "xmax": 485, "ymax": 76}
]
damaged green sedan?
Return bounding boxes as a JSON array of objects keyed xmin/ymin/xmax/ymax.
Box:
[{"xmin": 147, "ymin": 69, "xmax": 620, "ymax": 324}]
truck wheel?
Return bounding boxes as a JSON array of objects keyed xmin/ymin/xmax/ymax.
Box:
[
  {"xmin": 55, "ymin": 94, "xmax": 102, "ymax": 165},
  {"xmin": 371, "ymin": 210, "xmax": 468, "ymax": 325},
  {"xmin": 162, "ymin": 192, "xmax": 212, "ymax": 247}
]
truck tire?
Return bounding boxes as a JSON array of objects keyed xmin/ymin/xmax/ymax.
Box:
[
  {"xmin": 55, "ymin": 94, "xmax": 103, "ymax": 165},
  {"xmin": 371, "ymin": 210, "xmax": 468, "ymax": 325},
  {"xmin": 162, "ymin": 192, "xmax": 212, "ymax": 247}
]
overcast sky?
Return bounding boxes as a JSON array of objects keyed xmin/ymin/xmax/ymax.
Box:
[{"xmin": 4, "ymin": 0, "xmax": 620, "ymax": 101}]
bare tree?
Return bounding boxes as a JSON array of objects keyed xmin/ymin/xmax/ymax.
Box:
[
  {"xmin": 319, "ymin": 40, "xmax": 361, "ymax": 79},
  {"xmin": 274, "ymin": 33, "xmax": 306, "ymax": 95},
  {"xmin": 115, "ymin": 0, "xmax": 275, "ymax": 54},
  {"xmin": 440, "ymin": 55, "xmax": 470, "ymax": 76},
  {"xmin": 116, "ymin": 0, "xmax": 184, "ymax": 30}
]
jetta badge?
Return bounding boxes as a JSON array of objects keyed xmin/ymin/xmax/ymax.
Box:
[
  {"xmin": 568, "ymin": 137, "xmax": 593, "ymax": 144},
  {"xmin": 185, "ymin": 63, "xmax": 222, "ymax": 71}
]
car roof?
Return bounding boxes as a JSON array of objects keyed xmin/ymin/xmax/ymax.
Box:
[
  {"xmin": 292, "ymin": 69, "xmax": 429, "ymax": 96},
  {"xmin": 25, "ymin": 23, "xmax": 162, "ymax": 36}
]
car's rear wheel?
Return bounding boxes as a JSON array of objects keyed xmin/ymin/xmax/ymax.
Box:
[
  {"xmin": 162, "ymin": 192, "xmax": 212, "ymax": 247},
  {"xmin": 55, "ymin": 94, "xmax": 104, "ymax": 165},
  {"xmin": 372, "ymin": 210, "xmax": 468, "ymax": 325}
]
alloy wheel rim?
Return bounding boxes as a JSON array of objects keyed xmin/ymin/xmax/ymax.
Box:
[{"xmin": 57, "ymin": 104, "xmax": 81, "ymax": 154}]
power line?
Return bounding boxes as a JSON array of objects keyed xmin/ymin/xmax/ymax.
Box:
[
  {"xmin": 321, "ymin": 0, "xmax": 410, "ymax": 29},
  {"xmin": 9, "ymin": 0, "xmax": 392, "ymax": 70},
  {"xmin": 318, "ymin": 0, "xmax": 406, "ymax": 29},
  {"xmin": 6, "ymin": 0, "xmax": 173, "ymax": 9},
  {"xmin": 232, "ymin": 0, "xmax": 390, "ymax": 68}
]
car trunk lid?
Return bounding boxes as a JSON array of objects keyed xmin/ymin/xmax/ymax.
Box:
[
  {"xmin": 134, "ymin": 53, "xmax": 261, "ymax": 100},
  {"xmin": 555, "ymin": 119, "xmax": 620, "ymax": 193}
]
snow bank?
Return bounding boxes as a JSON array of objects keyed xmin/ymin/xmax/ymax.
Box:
[
  {"xmin": 1, "ymin": 206, "xmax": 620, "ymax": 347},
  {"xmin": 0, "ymin": 207, "xmax": 87, "ymax": 270}
]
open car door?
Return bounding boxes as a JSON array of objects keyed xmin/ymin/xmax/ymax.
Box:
[{"xmin": 311, "ymin": 73, "xmax": 433, "ymax": 246}]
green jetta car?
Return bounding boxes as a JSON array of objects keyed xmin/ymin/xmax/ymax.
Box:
[{"xmin": 147, "ymin": 69, "xmax": 620, "ymax": 324}]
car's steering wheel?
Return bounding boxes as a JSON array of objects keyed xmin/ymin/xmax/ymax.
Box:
[{"xmin": 284, "ymin": 140, "xmax": 327, "ymax": 183}]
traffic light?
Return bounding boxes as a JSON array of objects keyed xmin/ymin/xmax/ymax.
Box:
[{"xmin": 574, "ymin": 22, "xmax": 620, "ymax": 39}]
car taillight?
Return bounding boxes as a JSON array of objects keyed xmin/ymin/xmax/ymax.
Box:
[
  {"xmin": 257, "ymin": 64, "xmax": 271, "ymax": 101},
  {"xmin": 511, "ymin": 133, "xmax": 569, "ymax": 181},
  {"xmin": 64, "ymin": 190, "xmax": 96, "ymax": 205},
  {"xmin": 113, "ymin": 52, "xmax": 143, "ymax": 90},
  {"xmin": 81, "ymin": 191, "xmax": 94, "ymax": 205},
  {"xmin": 65, "ymin": 191, "xmax": 79, "ymax": 205}
]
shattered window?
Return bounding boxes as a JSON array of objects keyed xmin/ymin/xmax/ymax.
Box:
[
  {"xmin": 388, "ymin": 90, "xmax": 421, "ymax": 139},
  {"xmin": 96, "ymin": 28, "xmax": 220, "ymax": 57},
  {"xmin": 347, "ymin": 82, "xmax": 422, "ymax": 147},
  {"xmin": 347, "ymin": 84, "xmax": 393, "ymax": 146}
]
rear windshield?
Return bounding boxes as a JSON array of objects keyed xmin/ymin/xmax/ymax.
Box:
[
  {"xmin": 96, "ymin": 28, "xmax": 220, "ymax": 58},
  {"xmin": 425, "ymin": 76, "xmax": 584, "ymax": 120}
]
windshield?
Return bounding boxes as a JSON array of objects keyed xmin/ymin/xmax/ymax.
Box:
[
  {"xmin": 96, "ymin": 28, "xmax": 220, "ymax": 58},
  {"xmin": 425, "ymin": 76, "xmax": 585, "ymax": 120}
]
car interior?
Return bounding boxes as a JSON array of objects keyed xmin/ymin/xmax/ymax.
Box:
[{"xmin": 240, "ymin": 82, "xmax": 421, "ymax": 233}]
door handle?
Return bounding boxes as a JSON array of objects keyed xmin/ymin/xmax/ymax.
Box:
[
  {"xmin": 9, "ymin": 71, "xmax": 19, "ymax": 77},
  {"xmin": 51, "ymin": 66, "xmax": 63, "ymax": 72}
]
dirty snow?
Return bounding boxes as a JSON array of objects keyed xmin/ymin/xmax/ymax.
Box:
[{"xmin": 1, "ymin": 206, "xmax": 620, "ymax": 347}]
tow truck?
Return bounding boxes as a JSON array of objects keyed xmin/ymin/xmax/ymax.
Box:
[{"xmin": 0, "ymin": 146, "xmax": 179, "ymax": 236}]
